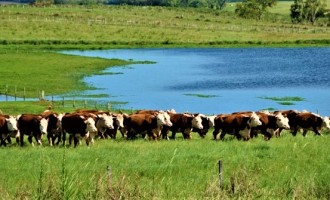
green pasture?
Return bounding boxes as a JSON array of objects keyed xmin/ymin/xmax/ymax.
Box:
[
  {"xmin": 0, "ymin": 3, "xmax": 329, "ymax": 49},
  {"xmin": 0, "ymin": 132, "xmax": 330, "ymax": 199}
]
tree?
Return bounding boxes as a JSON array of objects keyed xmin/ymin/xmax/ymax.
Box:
[
  {"xmin": 235, "ymin": 0, "xmax": 277, "ymax": 20},
  {"xmin": 290, "ymin": 0, "xmax": 327, "ymax": 24}
]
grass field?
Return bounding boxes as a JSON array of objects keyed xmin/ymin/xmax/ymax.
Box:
[
  {"xmin": 0, "ymin": 3, "xmax": 329, "ymax": 49},
  {"xmin": 0, "ymin": 3, "xmax": 330, "ymax": 199},
  {"xmin": 0, "ymin": 131, "xmax": 330, "ymax": 199}
]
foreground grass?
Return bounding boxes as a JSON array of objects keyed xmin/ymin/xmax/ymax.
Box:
[{"xmin": 0, "ymin": 132, "xmax": 329, "ymax": 199}]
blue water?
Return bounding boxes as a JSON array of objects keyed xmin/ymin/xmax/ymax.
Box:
[{"xmin": 61, "ymin": 48, "xmax": 330, "ymax": 116}]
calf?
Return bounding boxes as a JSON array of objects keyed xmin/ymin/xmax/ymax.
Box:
[
  {"xmin": 61, "ymin": 113, "xmax": 98, "ymax": 147},
  {"xmin": 273, "ymin": 110, "xmax": 300, "ymax": 137},
  {"xmin": 291, "ymin": 112, "xmax": 330, "ymax": 136},
  {"xmin": 0, "ymin": 115, "xmax": 19, "ymax": 146},
  {"xmin": 17, "ymin": 114, "xmax": 48, "ymax": 146},
  {"xmin": 213, "ymin": 112, "xmax": 262, "ymax": 140},
  {"xmin": 103, "ymin": 113, "xmax": 126, "ymax": 139}
]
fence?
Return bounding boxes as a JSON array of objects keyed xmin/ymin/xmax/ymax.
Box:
[{"xmin": 0, "ymin": 85, "xmax": 128, "ymax": 112}]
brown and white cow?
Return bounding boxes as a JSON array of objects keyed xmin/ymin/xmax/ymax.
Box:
[
  {"xmin": 126, "ymin": 112, "xmax": 172, "ymax": 140},
  {"xmin": 61, "ymin": 113, "xmax": 98, "ymax": 147},
  {"xmin": 291, "ymin": 112, "xmax": 330, "ymax": 136},
  {"xmin": 0, "ymin": 115, "xmax": 19, "ymax": 146},
  {"xmin": 213, "ymin": 112, "xmax": 262, "ymax": 140},
  {"xmin": 17, "ymin": 114, "xmax": 48, "ymax": 146},
  {"xmin": 232, "ymin": 111, "xmax": 290, "ymax": 140},
  {"xmin": 42, "ymin": 110, "xmax": 63, "ymax": 146},
  {"xmin": 192, "ymin": 114, "xmax": 216, "ymax": 138},
  {"xmin": 272, "ymin": 110, "xmax": 300, "ymax": 137},
  {"xmin": 102, "ymin": 113, "xmax": 126, "ymax": 139},
  {"xmin": 162, "ymin": 113, "xmax": 203, "ymax": 140}
]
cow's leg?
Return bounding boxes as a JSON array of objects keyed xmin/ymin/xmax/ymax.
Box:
[
  {"xmin": 48, "ymin": 135, "xmax": 53, "ymax": 146},
  {"xmin": 219, "ymin": 131, "xmax": 226, "ymax": 140},
  {"xmin": 28, "ymin": 135, "xmax": 34, "ymax": 146},
  {"xmin": 0, "ymin": 135, "xmax": 6, "ymax": 147},
  {"xmin": 62, "ymin": 131, "xmax": 66, "ymax": 146},
  {"xmin": 292, "ymin": 127, "xmax": 298, "ymax": 136},
  {"xmin": 56, "ymin": 133, "xmax": 61, "ymax": 145},
  {"xmin": 73, "ymin": 136, "xmax": 79, "ymax": 148},
  {"xmin": 213, "ymin": 128, "xmax": 220, "ymax": 140},
  {"xmin": 312, "ymin": 127, "xmax": 322, "ymax": 136},
  {"xmin": 20, "ymin": 133, "xmax": 25, "ymax": 146}
]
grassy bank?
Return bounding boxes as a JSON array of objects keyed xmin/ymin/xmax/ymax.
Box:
[
  {"xmin": 0, "ymin": 50, "xmax": 144, "ymax": 98},
  {"xmin": 0, "ymin": 132, "xmax": 329, "ymax": 199}
]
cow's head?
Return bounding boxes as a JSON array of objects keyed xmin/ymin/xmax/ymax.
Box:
[
  {"xmin": 114, "ymin": 113, "xmax": 125, "ymax": 128},
  {"xmin": 248, "ymin": 112, "xmax": 262, "ymax": 127},
  {"xmin": 6, "ymin": 116, "xmax": 18, "ymax": 132},
  {"xmin": 99, "ymin": 113, "xmax": 114, "ymax": 129},
  {"xmin": 155, "ymin": 112, "xmax": 172, "ymax": 127},
  {"xmin": 84, "ymin": 117, "xmax": 98, "ymax": 133},
  {"xmin": 322, "ymin": 116, "xmax": 330, "ymax": 130},
  {"xmin": 161, "ymin": 112, "xmax": 172, "ymax": 127},
  {"xmin": 207, "ymin": 115, "xmax": 216, "ymax": 128},
  {"xmin": 39, "ymin": 118, "xmax": 49, "ymax": 135},
  {"xmin": 275, "ymin": 113, "xmax": 290, "ymax": 129},
  {"xmin": 192, "ymin": 114, "xmax": 203, "ymax": 130}
]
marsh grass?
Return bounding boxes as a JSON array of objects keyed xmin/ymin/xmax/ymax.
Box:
[{"xmin": 259, "ymin": 96, "xmax": 305, "ymax": 106}]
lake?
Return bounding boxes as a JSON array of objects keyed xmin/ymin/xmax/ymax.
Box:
[{"xmin": 61, "ymin": 48, "xmax": 330, "ymax": 116}]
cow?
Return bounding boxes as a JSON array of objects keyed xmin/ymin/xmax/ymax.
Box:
[
  {"xmin": 212, "ymin": 112, "xmax": 262, "ymax": 140},
  {"xmin": 192, "ymin": 114, "xmax": 216, "ymax": 138},
  {"xmin": 291, "ymin": 112, "xmax": 330, "ymax": 137},
  {"xmin": 272, "ymin": 110, "xmax": 300, "ymax": 137},
  {"xmin": 126, "ymin": 112, "xmax": 172, "ymax": 140},
  {"xmin": 161, "ymin": 113, "xmax": 203, "ymax": 140},
  {"xmin": 0, "ymin": 115, "xmax": 19, "ymax": 146},
  {"xmin": 102, "ymin": 113, "xmax": 126, "ymax": 139},
  {"xmin": 17, "ymin": 114, "xmax": 48, "ymax": 146},
  {"xmin": 61, "ymin": 113, "xmax": 98, "ymax": 147},
  {"xmin": 73, "ymin": 109, "xmax": 115, "ymax": 141},
  {"xmin": 42, "ymin": 110, "xmax": 63, "ymax": 146},
  {"xmin": 232, "ymin": 111, "xmax": 290, "ymax": 140}
]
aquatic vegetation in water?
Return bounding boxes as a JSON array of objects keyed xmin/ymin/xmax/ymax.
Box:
[
  {"xmin": 259, "ymin": 96, "xmax": 304, "ymax": 106},
  {"xmin": 184, "ymin": 93, "xmax": 218, "ymax": 98}
]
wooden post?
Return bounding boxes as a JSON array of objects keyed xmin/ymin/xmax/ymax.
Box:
[
  {"xmin": 84, "ymin": 100, "xmax": 87, "ymax": 108},
  {"xmin": 107, "ymin": 103, "xmax": 111, "ymax": 111},
  {"xmin": 23, "ymin": 87, "xmax": 26, "ymax": 101},
  {"xmin": 218, "ymin": 160, "xmax": 223, "ymax": 190},
  {"xmin": 14, "ymin": 86, "xmax": 17, "ymax": 101},
  {"xmin": 62, "ymin": 97, "xmax": 65, "ymax": 107},
  {"xmin": 73, "ymin": 97, "xmax": 75, "ymax": 108},
  {"xmin": 107, "ymin": 165, "xmax": 112, "ymax": 189}
]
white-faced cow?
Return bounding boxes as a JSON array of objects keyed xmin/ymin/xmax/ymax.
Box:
[
  {"xmin": 17, "ymin": 114, "xmax": 48, "ymax": 146},
  {"xmin": 213, "ymin": 112, "xmax": 262, "ymax": 140},
  {"xmin": 161, "ymin": 113, "xmax": 203, "ymax": 140},
  {"xmin": 0, "ymin": 115, "xmax": 19, "ymax": 146},
  {"xmin": 102, "ymin": 113, "xmax": 126, "ymax": 139},
  {"xmin": 192, "ymin": 114, "xmax": 216, "ymax": 138},
  {"xmin": 61, "ymin": 113, "xmax": 98, "ymax": 147},
  {"xmin": 42, "ymin": 110, "xmax": 63, "ymax": 146},
  {"xmin": 291, "ymin": 112, "xmax": 330, "ymax": 136}
]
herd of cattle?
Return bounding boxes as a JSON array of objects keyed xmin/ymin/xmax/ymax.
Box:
[{"xmin": 0, "ymin": 108, "xmax": 329, "ymax": 147}]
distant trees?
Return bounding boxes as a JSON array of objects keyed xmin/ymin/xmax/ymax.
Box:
[
  {"xmin": 235, "ymin": 0, "xmax": 277, "ymax": 20},
  {"xmin": 290, "ymin": 0, "xmax": 328, "ymax": 24}
]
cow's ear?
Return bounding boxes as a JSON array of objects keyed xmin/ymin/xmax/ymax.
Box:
[{"xmin": 80, "ymin": 115, "xmax": 85, "ymax": 120}]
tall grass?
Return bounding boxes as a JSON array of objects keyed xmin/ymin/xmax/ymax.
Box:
[{"xmin": 0, "ymin": 132, "xmax": 330, "ymax": 199}]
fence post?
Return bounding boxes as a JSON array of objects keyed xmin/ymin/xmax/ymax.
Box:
[
  {"xmin": 218, "ymin": 160, "xmax": 223, "ymax": 190},
  {"xmin": 84, "ymin": 100, "xmax": 87, "ymax": 108},
  {"xmin": 107, "ymin": 103, "xmax": 111, "ymax": 111},
  {"xmin": 62, "ymin": 97, "xmax": 65, "ymax": 107},
  {"xmin": 107, "ymin": 165, "xmax": 112, "ymax": 189},
  {"xmin": 73, "ymin": 97, "xmax": 75, "ymax": 108},
  {"xmin": 14, "ymin": 86, "xmax": 17, "ymax": 101},
  {"xmin": 23, "ymin": 87, "xmax": 26, "ymax": 101}
]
